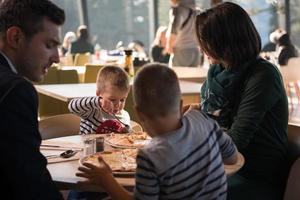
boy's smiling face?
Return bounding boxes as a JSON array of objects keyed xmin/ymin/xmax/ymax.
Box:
[{"xmin": 97, "ymin": 84, "xmax": 129, "ymax": 114}]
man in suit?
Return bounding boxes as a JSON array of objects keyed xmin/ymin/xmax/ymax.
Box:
[{"xmin": 0, "ymin": 0, "xmax": 65, "ymax": 199}]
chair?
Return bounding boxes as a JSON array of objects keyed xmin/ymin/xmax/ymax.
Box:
[
  {"xmin": 73, "ymin": 53, "xmax": 90, "ymax": 66},
  {"xmin": 38, "ymin": 69, "xmax": 79, "ymax": 119},
  {"xmin": 84, "ymin": 64, "xmax": 103, "ymax": 83},
  {"xmin": 58, "ymin": 69, "xmax": 79, "ymax": 84},
  {"xmin": 39, "ymin": 114, "xmax": 81, "ymax": 140},
  {"xmin": 279, "ymin": 65, "xmax": 300, "ymax": 105},
  {"xmin": 124, "ymin": 88, "xmax": 140, "ymax": 124},
  {"xmin": 130, "ymin": 120, "xmax": 143, "ymax": 132},
  {"xmin": 284, "ymin": 157, "xmax": 300, "ymax": 200}
]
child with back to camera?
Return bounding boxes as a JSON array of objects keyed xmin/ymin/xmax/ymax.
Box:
[
  {"xmin": 68, "ymin": 65, "xmax": 131, "ymax": 134},
  {"xmin": 76, "ymin": 63, "xmax": 238, "ymax": 200}
]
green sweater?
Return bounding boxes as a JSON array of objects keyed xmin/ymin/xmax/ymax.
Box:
[{"xmin": 227, "ymin": 59, "xmax": 288, "ymax": 186}]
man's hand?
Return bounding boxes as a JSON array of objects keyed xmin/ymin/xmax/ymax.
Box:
[{"xmin": 182, "ymin": 103, "xmax": 200, "ymax": 114}]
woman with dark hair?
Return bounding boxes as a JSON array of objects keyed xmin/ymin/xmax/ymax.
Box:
[{"xmin": 193, "ymin": 2, "xmax": 288, "ymax": 199}]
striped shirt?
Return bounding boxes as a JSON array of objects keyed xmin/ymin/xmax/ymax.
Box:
[
  {"xmin": 68, "ymin": 96, "xmax": 130, "ymax": 135},
  {"xmin": 134, "ymin": 109, "xmax": 236, "ymax": 200}
]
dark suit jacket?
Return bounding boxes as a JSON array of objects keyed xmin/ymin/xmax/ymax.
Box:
[{"xmin": 0, "ymin": 53, "xmax": 63, "ymax": 200}]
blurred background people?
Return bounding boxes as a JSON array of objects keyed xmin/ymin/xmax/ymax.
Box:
[
  {"xmin": 70, "ymin": 25, "xmax": 94, "ymax": 54},
  {"xmin": 128, "ymin": 40, "xmax": 148, "ymax": 59},
  {"xmin": 166, "ymin": 0, "xmax": 202, "ymax": 67},
  {"xmin": 276, "ymin": 31, "xmax": 299, "ymax": 65},
  {"xmin": 60, "ymin": 31, "xmax": 76, "ymax": 56},
  {"xmin": 261, "ymin": 29, "xmax": 277, "ymax": 52},
  {"xmin": 150, "ymin": 26, "xmax": 170, "ymax": 63}
]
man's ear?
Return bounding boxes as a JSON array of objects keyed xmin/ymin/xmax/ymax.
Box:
[{"xmin": 6, "ymin": 26, "xmax": 24, "ymax": 49}]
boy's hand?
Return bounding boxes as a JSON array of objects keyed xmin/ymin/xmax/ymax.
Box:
[
  {"xmin": 76, "ymin": 156, "xmax": 113, "ymax": 186},
  {"xmin": 100, "ymin": 98, "xmax": 114, "ymax": 114}
]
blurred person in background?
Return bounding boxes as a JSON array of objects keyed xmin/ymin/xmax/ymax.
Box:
[
  {"xmin": 60, "ymin": 31, "xmax": 76, "ymax": 56},
  {"xmin": 274, "ymin": 29, "xmax": 299, "ymax": 65},
  {"xmin": 150, "ymin": 26, "xmax": 170, "ymax": 63},
  {"xmin": 166, "ymin": 0, "xmax": 202, "ymax": 67},
  {"xmin": 70, "ymin": 25, "xmax": 94, "ymax": 54},
  {"xmin": 128, "ymin": 40, "xmax": 148, "ymax": 60}
]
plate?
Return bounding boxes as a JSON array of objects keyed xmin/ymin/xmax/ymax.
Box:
[
  {"xmin": 79, "ymin": 149, "xmax": 137, "ymax": 176},
  {"xmin": 105, "ymin": 132, "xmax": 151, "ymax": 149}
]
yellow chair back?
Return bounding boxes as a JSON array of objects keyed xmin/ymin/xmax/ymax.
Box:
[
  {"xmin": 74, "ymin": 53, "xmax": 90, "ymax": 66},
  {"xmin": 84, "ymin": 64, "xmax": 103, "ymax": 83}
]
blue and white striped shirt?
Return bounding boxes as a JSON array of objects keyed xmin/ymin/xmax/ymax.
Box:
[{"xmin": 134, "ymin": 109, "xmax": 236, "ymax": 200}]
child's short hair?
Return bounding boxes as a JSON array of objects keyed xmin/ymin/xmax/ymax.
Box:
[
  {"xmin": 96, "ymin": 66, "xmax": 130, "ymax": 92},
  {"xmin": 133, "ymin": 63, "xmax": 181, "ymax": 117}
]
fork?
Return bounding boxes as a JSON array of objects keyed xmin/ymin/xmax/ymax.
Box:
[{"xmin": 101, "ymin": 109, "xmax": 131, "ymax": 131}]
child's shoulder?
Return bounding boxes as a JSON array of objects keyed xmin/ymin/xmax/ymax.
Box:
[
  {"xmin": 183, "ymin": 109, "xmax": 217, "ymax": 131},
  {"xmin": 184, "ymin": 109, "xmax": 214, "ymax": 122}
]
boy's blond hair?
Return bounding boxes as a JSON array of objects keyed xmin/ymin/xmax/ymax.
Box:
[
  {"xmin": 96, "ymin": 66, "xmax": 130, "ymax": 92},
  {"xmin": 133, "ymin": 63, "xmax": 181, "ymax": 117}
]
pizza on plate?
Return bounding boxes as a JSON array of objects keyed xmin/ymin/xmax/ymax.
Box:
[
  {"xmin": 105, "ymin": 131, "xmax": 150, "ymax": 148},
  {"xmin": 80, "ymin": 149, "xmax": 137, "ymax": 173}
]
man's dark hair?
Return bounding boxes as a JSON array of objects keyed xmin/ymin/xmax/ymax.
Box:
[
  {"xmin": 133, "ymin": 63, "xmax": 181, "ymax": 118},
  {"xmin": 195, "ymin": 2, "xmax": 261, "ymax": 68},
  {"xmin": 0, "ymin": 0, "xmax": 65, "ymax": 39}
]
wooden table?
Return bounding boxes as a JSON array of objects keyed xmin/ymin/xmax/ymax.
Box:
[
  {"xmin": 42, "ymin": 135, "xmax": 244, "ymax": 191},
  {"xmin": 35, "ymin": 81, "xmax": 202, "ymax": 105}
]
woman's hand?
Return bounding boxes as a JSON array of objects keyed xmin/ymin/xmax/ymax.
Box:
[
  {"xmin": 182, "ymin": 103, "xmax": 201, "ymax": 114},
  {"xmin": 76, "ymin": 156, "xmax": 113, "ymax": 186}
]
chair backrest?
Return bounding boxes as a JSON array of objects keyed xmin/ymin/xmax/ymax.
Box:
[
  {"xmin": 74, "ymin": 53, "xmax": 90, "ymax": 66},
  {"xmin": 279, "ymin": 65, "xmax": 300, "ymax": 105},
  {"xmin": 284, "ymin": 157, "xmax": 300, "ymax": 200},
  {"xmin": 124, "ymin": 88, "xmax": 140, "ymax": 123},
  {"xmin": 84, "ymin": 64, "xmax": 103, "ymax": 83},
  {"xmin": 63, "ymin": 54, "xmax": 74, "ymax": 66},
  {"xmin": 58, "ymin": 69, "xmax": 79, "ymax": 84},
  {"xmin": 39, "ymin": 114, "xmax": 81, "ymax": 140},
  {"xmin": 39, "ymin": 67, "xmax": 59, "ymax": 84},
  {"xmin": 130, "ymin": 120, "xmax": 143, "ymax": 132},
  {"xmin": 38, "ymin": 68, "xmax": 79, "ymax": 119}
]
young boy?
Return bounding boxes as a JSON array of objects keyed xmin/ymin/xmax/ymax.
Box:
[
  {"xmin": 76, "ymin": 63, "xmax": 238, "ymax": 200},
  {"xmin": 68, "ymin": 65, "xmax": 131, "ymax": 134}
]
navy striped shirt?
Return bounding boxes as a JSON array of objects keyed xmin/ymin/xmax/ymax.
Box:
[{"xmin": 134, "ymin": 109, "xmax": 236, "ymax": 200}]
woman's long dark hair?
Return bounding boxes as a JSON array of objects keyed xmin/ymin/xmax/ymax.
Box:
[{"xmin": 195, "ymin": 2, "xmax": 261, "ymax": 68}]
